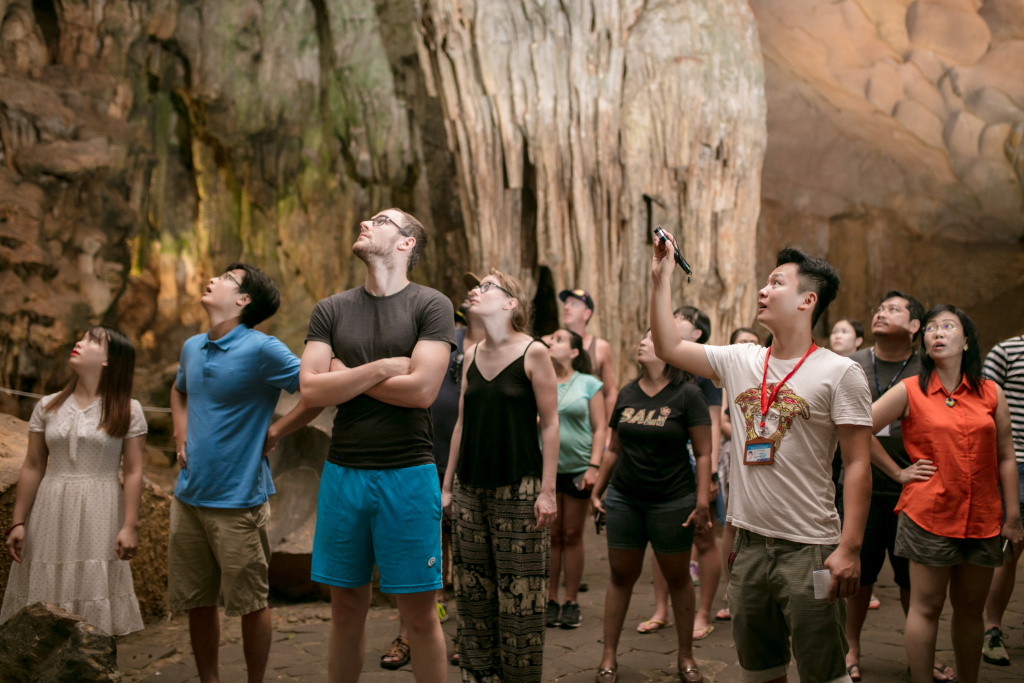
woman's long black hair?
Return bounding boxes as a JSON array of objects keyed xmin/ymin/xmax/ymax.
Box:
[
  {"xmin": 919, "ymin": 305, "xmax": 982, "ymax": 396},
  {"xmin": 564, "ymin": 330, "xmax": 593, "ymax": 375}
]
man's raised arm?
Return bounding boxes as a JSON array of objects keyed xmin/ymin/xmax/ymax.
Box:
[
  {"xmin": 649, "ymin": 230, "xmax": 718, "ymax": 382},
  {"xmin": 363, "ymin": 339, "xmax": 451, "ymax": 409},
  {"xmin": 299, "ymin": 340, "xmax": 409, "ymax": 408}
]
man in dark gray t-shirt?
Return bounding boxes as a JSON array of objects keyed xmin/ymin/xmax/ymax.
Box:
[{"xmin": 300, "ymin": 208, "xmax": 455, "ymax": 683}]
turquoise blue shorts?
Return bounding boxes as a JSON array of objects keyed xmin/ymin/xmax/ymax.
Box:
[{"xmin": 311, "ymin": 462, "xmax": 442, "ymax": 593}]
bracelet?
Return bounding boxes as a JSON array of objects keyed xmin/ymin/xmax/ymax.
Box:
[
  {"xmin": 5, "ymin": 522, "xmax": 24, "ymax": 537},
  {"xmin": 711, "ymin": 472, "xmax": 719, "ymax": 483},
  {"xmin": 588, "ymin": 463, "xmax": 601, "ymax": 469}
]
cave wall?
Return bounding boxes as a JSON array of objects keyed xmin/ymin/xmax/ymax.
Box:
[
  {"xmin": 0, "ymin": 0, "xmax": 766, "ymax": 416},
  {"xmin": 753, "ymin": 0, "xmax": 1024, "ymax": 348},
  {"xmin": 0, "ymin": 0, "xmax": 469, "ymax": 418}
]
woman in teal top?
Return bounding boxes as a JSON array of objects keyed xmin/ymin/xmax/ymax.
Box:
[{"xmin": 541, "ymin": 329, "xmax": 606, "ymax": 629}]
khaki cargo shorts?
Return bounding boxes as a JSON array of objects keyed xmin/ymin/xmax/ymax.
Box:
[
  {"xmin": 727, "ymin": 528, "xmax": 850, "ymax": 683},
  {"xmin": 168, "ymin": 498, "xmax": 271, "ymax": 617}
]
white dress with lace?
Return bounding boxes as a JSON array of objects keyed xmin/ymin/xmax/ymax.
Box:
[{"xmin": 0, "ymin": 394, "xmax": 147, "ymax": 635}]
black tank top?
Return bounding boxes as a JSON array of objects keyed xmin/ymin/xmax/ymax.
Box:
[{"xmin": 457, "ymin": 340, "xmax": 543, "ymax": 489}]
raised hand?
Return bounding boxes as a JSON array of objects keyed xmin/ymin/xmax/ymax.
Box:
[{"xmin": 651, "ymin": 228, "xmax": 678, "ymax": 282}]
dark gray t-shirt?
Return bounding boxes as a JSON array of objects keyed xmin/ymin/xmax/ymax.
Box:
[{"xmin": 305, "ymin": 283, "xmax": 456, "ymax": 469}]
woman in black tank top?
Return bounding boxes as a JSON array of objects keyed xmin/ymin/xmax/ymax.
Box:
[{"xmin": 442, "ymin": 269, "xmax": 559, "ymax": 683}]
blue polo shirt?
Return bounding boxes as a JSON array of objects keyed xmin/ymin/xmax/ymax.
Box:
[{"xmin": 174, "ymin": 324, "xmax": 301, "ymax": 508}]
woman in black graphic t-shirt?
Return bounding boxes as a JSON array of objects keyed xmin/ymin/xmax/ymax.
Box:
[{"xmin": 591, "ymin": 330, "xmax": 713, "ymax": 683}]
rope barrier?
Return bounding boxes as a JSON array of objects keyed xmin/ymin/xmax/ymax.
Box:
[{"xmin": 0, "ymin": 387, "xmax": 172, "ymax": 413}]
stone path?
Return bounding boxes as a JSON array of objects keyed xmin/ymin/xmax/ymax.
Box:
[{"xmin": 117, "ymin": 523, "xmax": 1024, "ymax": 682}]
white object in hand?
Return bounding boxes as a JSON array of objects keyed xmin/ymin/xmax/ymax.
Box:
[{"xmin": 813, "ymin": 569, "xmax": 831, "ymax": 600}]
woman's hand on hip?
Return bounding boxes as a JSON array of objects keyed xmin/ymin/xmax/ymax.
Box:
[{"xmin": 897, "ymin": 459, "xmax": 936, "ymax": 485}]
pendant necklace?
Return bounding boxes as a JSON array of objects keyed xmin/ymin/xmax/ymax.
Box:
[{"xmin": 941, "ymin": 381, "xmax": 961, "ymax": 408}]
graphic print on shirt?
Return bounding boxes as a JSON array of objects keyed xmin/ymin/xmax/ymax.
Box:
[
  {"xmin": 733, "ymin": 382, "xmax": 810, "ymax": 447},
  {"xmin": 618, "ymin": 406, "xmax": 672, "ymax": 426}
]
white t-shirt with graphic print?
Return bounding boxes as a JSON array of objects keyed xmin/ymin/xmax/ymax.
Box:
[{"xmin": 705, "ymin": 343, "xmax": 872, "ymax": 544}]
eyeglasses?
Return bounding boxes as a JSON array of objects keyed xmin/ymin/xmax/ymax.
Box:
[
  {"xmin": 875, "ymin": 304, "xmax": 905, "ymax": 316},
  {"xmin": 370, "ymin": 214, "xmax": 410, "ymax": 238},
  {"xmin": 475, "ymin": 281, "xmax": 514, "ymax": 297},
  {"xmin": 222, "ymin": 272, "xmax": 246, "ymax": 293},
  {"xmin": 923, "ymin": 322, "xmax": 959, "ymax": 334}
]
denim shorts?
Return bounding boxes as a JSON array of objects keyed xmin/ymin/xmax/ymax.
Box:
[
  {"xmin": 312, "ymin": 462, "xmax": 442, "ymax": 593},
  {"xmin": 604, "ymin": 485, "xmax": 696, "ymax": 554}
]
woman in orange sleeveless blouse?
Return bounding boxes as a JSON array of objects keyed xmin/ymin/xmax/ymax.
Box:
[{"xmin": 872, "ymin": 305, "xmax": 1023, "ymax": 683}]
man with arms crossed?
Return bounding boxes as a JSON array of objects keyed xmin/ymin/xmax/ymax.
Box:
[
  {"xmin": 649, "ymin": 235, "xmax": 873, "ymax": 683},
  {"xmin": 171, "ymin": 264, "xmax": 324, "ymax": 683},
  {"xmin": 301, "ymin": 208, "xmax": 456, "ymax": 683}
]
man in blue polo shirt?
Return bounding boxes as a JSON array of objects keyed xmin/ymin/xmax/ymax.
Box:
[{"xmin": 170, "ymin": 262, "xmax": 322, "ymax": 683}]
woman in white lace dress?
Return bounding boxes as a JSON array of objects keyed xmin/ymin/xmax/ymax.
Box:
[{"xmin": 2, "ymin": 326, "xmax": 147, "ymax": 635}]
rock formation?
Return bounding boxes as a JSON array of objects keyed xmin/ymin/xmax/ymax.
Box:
[
  {"xmin": 753, "ymin": 0, "xmax": 1024, "ymax": 345},
  {"xmin": 0, "ymin": 601, "xmax": 120, "ymax": 683},
  {"xmin": 0, "ymin": 0, "xmax": 764, "ymax": 419}
]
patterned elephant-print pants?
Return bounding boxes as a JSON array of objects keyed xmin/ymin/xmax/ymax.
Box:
[{"xmin": 452, "ymin": 476, "xmax": 549, "ymax": 683}]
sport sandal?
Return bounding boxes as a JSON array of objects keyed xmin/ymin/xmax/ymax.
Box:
[{"xmin": 381, "ymin": 636, "xmax": 410, "ymax": 669}]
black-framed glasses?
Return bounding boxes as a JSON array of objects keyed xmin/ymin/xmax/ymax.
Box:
[
  {"xmin": 450, "ymin": 352, "xmax": 465, "ymax": 383},
  {"xmin": 370, "ymin": 214, "xmax": 410, "ymax": 238},
  {"xmin": 222, "ymin": 272, "xmax": 246, "ymax": 293},
  {"xmin": 476, "ymin": 281, "xmax": 514, "ymax": 297}
]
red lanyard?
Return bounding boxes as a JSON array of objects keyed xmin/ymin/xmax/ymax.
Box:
[{"xmin": 759, "ymin": 343, "xmax": 817, "ymax": 431}]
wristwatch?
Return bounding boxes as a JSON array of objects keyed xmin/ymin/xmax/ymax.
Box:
[{"xmin": 710, "ymin": 472, "xmax": 719, "ymax": 483}]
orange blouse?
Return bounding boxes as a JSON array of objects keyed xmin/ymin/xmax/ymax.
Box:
[{"xmin": 896, "ymin": 375, "xmax": 1001, "ymax": 539}]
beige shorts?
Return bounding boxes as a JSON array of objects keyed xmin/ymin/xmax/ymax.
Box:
[{"xmin": 168, "ymin": 498, "xmax": 271, "ymax": 617}]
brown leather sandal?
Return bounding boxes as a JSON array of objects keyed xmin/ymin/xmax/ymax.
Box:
[{"xmin": 381, "ymin": 636, "xmax": 410, "ymax": 670}]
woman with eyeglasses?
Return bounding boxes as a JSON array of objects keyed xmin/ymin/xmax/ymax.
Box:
[
  {"xmin": 539, "ymin": 328, "xmax": 606, "ymax": 630},
  {"xmin": 442, "ymin": 270, "xmax": 559, "ymax": 683},
  {"xmin": 2, "ymin": 327, "xmax": 147, "ymax": 635},
  {"xmin": 871, "ymin": 305, "xmax": 1024, "ymax": 683}
]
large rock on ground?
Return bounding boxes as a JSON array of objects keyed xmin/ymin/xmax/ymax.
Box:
[
  {"xmin": 0, "ymin": 411, "xmax": 170, "ymax": 624},
  {"xmin": 0, "ymin": 602, "xmax": 120, "ymax": 683}
]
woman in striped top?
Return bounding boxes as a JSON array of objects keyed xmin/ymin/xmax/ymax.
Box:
[{"xmin": 980, "ymin": 333, "xmax": 1024, "ymax": 665}]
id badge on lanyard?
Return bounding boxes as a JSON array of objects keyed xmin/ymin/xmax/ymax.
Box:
[
  {"xmin": 744, "ymin": 436, "xmax": 775, "ymax": 466},
  {"xmin": 743, "ymin": 343, "xmax": 816, "ymax": 467}
]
